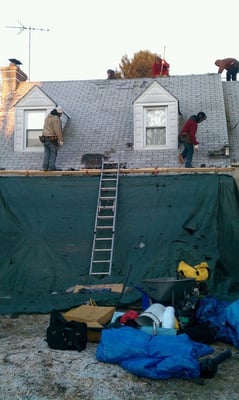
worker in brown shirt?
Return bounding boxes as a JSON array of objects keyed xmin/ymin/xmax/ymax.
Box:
[
  {"xmin": 42, "ymin": 106, "xmax": 64, "ymax": 171},
  {"xmin": 215, "ymin": 58, "xmax": 239, "ymax": 81}
]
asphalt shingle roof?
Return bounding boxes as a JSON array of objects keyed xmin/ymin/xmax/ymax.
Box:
[{"xmin": 1, "ymin": 73, "xmax": 239, "ymax": 170}]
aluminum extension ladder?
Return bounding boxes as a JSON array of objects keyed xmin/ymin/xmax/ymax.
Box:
[{"xmin": 89, "ymin": 160, "xmax": 120, "ymax": 275}]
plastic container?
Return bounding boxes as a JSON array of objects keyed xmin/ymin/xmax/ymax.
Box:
[
  {"xmin": 162, "ymin": 306, "xmax": 175, "ymax": 329},
  {"xmin": 136, "ymin": 303, "xmax": 165, "ymax": 327}
]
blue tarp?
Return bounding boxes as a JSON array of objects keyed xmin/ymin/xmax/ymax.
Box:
[
  {"xmin": 196, "ymin": 296, "xmax": 239, "ymax": 349},
  {"xmin": 96, "ymin": 327, "xmax": 214, "ymax": 380}
]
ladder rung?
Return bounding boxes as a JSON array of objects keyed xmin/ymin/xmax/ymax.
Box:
[
  {"xmin": 102, "ymin": 178, "xmax": 117, "ymax": 181},
  {"xmin": 94, "ymin": 249, "xmax": 111, "ymax": 252},
  {"xmin": 95, "ymin": 237, "xmax": 113, "ymax": 241},
  {"xmin": 92, "ymin": 260, "xmax": 111, "ymax": 263},
  {"xmin": 97, "ymin": 216, "xmax": 114, "ymax": 219},
  {"xmin": 96, "ymin": 226, "xmax": 113, "ymax": 229},
  {"xmin": 101, "ymin": 187, "xmax": 116, "ymax": 191},
  {"xmin": 99, "ymin": 206, "xmax": 115, "ymax": 210},
  {"xmin": 90, "ymin": 272, "xmax": 111, "ymax": 275},
  {"xmin": 103, "ymin": 163, "xmax": 118, "ymax": 166},
  {"xmin": 100, "ymin": 196, "xmax": 116, "ymax": 200}
]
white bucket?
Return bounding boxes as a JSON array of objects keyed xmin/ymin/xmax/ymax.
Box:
[{"xmin": 136, "ymin": 303, "xmax": 165, "ymax": 327}]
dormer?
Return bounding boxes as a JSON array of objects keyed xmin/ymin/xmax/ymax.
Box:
[
  {"xmin": 133, "ymin": 81, "xmax": 179, "ymax": 150},
  {"xmin": 14, "ymin": 86, "xmax": 70, "ymax": 152}
]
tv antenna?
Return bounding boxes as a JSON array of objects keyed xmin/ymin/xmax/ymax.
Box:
[{"xmin": 6, "ymin": 21, "xmax": 49, "ymax": 80}]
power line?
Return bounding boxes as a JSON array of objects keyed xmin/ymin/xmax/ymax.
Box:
[{"xmin": 5, "ymin": 21, "xmax": 49, "ymax": 80}]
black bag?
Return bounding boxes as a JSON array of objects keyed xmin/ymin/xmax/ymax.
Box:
[
  {"xmin": 182, "ymin": 322, "xmax": 217, "ymax": 344},
  {"xmin": 39, "ymin": 135, "xmax": 45, "ymax": 143},
  {"xmin": 46, "ymin": 309, "xmax": 87, "ymax": 351}
]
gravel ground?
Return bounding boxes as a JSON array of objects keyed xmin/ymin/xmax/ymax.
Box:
[{"xmin": 0, "ymin": 314, "xmax": 239, "ymax": 400}]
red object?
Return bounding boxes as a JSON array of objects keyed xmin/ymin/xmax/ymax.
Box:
[
  {"xmin": 152, "ymin": 58, "xmax": 170, "ymax": 77},
  {"xmin": 180, "ymin": 118, "xmax": 199, "ymax": 145},
  {"xmin": 120, "ymin": 310, "xmax": 139, "ymax": 324}
]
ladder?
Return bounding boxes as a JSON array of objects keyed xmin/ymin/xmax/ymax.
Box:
[{"xmin": 89, "ymin": 160, "xmax": 120, "ymax": 275}]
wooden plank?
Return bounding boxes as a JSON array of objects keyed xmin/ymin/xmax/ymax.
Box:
[
  {"xmin": 65, "ymin": 283, "xmax": 130, "ymax": 294},
  {"xmin": 0, "ymin": 167, "xmax": 235, "ymax": 176}
]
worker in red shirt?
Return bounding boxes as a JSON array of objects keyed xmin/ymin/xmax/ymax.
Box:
[
  {"xmin": 152, "ymin": 56, "xmax": 170, "ymax": 77},
  {"xmin": 178, "ymin": 112, "xmax": 207, "ymax": 168},
  {"xmin": 215, "ymin": 58, "xmax": 239, "ymax": 81}
]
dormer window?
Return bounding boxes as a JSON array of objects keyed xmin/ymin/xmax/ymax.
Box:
[
  {"xmin": 14, "ymin": 85, "xmax": 70, "ymax": 153},
  {"xmin": 14, "ymin": 108, "xmax": 48, "ymax": 152},
  {"xmin": 145, "ymin": 107, "xmax": 167, "ymax": 146},
  {"xmin": 133, "ymin": 81, "xmax": 179, "ymax": 151}
]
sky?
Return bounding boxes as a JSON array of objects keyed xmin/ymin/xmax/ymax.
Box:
[{"xmin": 0, "ymin": 0, "xmax": 238, "ymax": 82}]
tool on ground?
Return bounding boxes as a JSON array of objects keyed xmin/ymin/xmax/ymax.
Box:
[{"xmin": 116, "ymin": 264, "xmax": 133, "ymax": 308}]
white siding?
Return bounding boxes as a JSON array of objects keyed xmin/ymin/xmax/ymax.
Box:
[{"xmin": 134, "ymin": 81, "xmax": 179, "ymax": 150}]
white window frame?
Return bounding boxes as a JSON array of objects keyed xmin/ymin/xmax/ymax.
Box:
[
  {"xmin": 14, "ymin": 107, "xmax": 48, "ymax": 152},
  {"xmin": 144, "ymin": 107, "xmax": 168, "ymax": 148},
  {"xmin": 23, "ymin": 109, "xmax": 47, "ymax": 150},
  {"xmin": 133, "ymin": 81, "xmax": 178, "ymax": 151}
]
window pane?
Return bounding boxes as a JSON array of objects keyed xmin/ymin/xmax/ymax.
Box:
[
  {"xmin": 27, "ymin": 130, "xmax": 42, "ymax": 147},
  {"xmin": 145, "ymin": 107, "xmax": 167, "ymax": 146},
  {"xmin": 146, "ymin": 127, "xmax": 166, "ymax": 145},
  {"xmin": 146, "ymin": 109, "xmax": 166, "ymax": 127},
  {"xmin": 27, "ymin": 111, "xmax": 46, "ymax": 128},
  {"xmin": 25, "ymin": 111, "xmax": 46, "ymax": 148}
]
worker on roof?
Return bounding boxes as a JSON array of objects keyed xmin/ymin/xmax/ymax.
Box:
[
  {"xmin": 41, "ymin": 106, "xmax": 64, "ymax": 171},
  {"xmin": 152, "ymin": 56, "xmax": 170, "ymax": 77},
  {"xmin": 107, "ymin": 69, "xmax": 117, "ymax": 79},
  {"xmin": 178, "ymin": 112, "xmax": 207, "ymax": 168},
  {"xmin": 215, "ymin": 58, "xmax": 239, "ymax": 81}
]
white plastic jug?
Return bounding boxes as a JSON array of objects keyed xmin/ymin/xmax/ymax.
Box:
[{"xmin": 162, "ymin": 306, "xmax": 175, "ymax": 329}]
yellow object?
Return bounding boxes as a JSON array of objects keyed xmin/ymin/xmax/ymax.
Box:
[
  {"xmin": 194, "ymin": 262, "xmax": 210, "ymax": 281},
  {"xmin": 64, "ymin": 305, "xmax": 115, "ymax": 342},
  {"xmin": 89, "ymin": 298, "xmax": 97, "ymax": 306},
  {"xmin": 177, "ymin": 260, "xmax": 209, "ymax": 281}
]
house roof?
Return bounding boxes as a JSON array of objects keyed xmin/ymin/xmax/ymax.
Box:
[{"xmin": 0, "ymin": 73, "xmax": 239, "ymax": 171}]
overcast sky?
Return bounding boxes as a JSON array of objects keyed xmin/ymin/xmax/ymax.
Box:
[{"xmin": 0, "ymin": 0, "xmax": 238, "ymax": 82}]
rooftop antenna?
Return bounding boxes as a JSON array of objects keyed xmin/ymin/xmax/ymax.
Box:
[{"xmin": 5, "ymin": 20, "xmax": 49, "ymax": 80}]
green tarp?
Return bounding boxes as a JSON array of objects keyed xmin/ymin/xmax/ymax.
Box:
[{"xmin": 0, "ymin": 174, "xmax": 239, "ymax": 314}]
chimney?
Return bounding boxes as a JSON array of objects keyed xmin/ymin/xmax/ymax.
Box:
[{"xmin": 1, "ymin": 60, "xmax": 28, "ymax": 101}]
